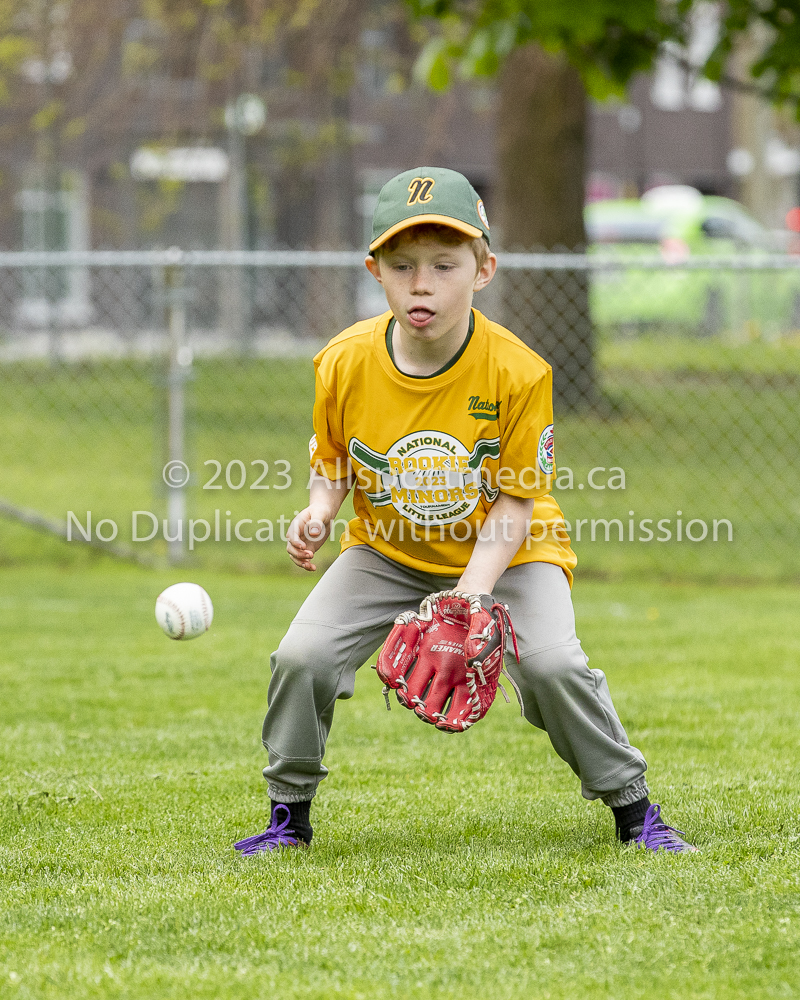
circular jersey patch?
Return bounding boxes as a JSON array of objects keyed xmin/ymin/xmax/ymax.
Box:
[
  {"xmin": 384, "ymin": 432, "xmax": 481, "ymax": 526},
  {"xmin": 477, "ymin": 199, "xmax": 489, "ymax": 230},
  {"xmin": 348, "ymin": 430, "xmax": 501, "ymax": 526},
  {"xmin": 537, "ymin": 424, "xmax": 554, "ymax": 475}
]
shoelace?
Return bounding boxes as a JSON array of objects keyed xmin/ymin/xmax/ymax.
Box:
[
  {"xmin": 233, "ymin": 803, "xmax": 300, "ymax": 854},
  {"xmin": 635, "ymin": 803, "xmax": 696, "ymax": 853}
]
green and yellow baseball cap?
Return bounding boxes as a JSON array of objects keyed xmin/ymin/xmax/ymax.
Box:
[{"xmin": 369, "ymin": 166, "xmax": 490, "ymax": 252}]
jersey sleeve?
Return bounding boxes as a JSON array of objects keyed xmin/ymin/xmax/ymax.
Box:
[
  {"xmin": 310, "ymin": 366, "xmax": 350, "ymax": 481},
  {"xmin": 497, "ymin": 366, "xmax": 555, "ymax": 498}
]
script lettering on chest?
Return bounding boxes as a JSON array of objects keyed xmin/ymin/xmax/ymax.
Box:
[{"xmin": 467, "ymin": 396, "xmax": 501, "ymax": 421}]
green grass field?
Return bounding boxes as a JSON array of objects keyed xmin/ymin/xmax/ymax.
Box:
[{"xmin": 2, "ymin": 558, "xmax": 799, "ymax": 999}]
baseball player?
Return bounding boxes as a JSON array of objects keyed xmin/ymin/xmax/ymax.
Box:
[{"xmin": 234, "ymin": 167, "xmax": 696, "ymax": 857}]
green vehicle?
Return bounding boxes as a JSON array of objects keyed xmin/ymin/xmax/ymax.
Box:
[{"xmin": 585, "ymin": 186, "xmax": 800, "ymax": 336}]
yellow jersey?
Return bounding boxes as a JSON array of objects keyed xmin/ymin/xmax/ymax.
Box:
[{"xmin": 310, "ymin": 308, "xmax": 577, "ymax": 584}]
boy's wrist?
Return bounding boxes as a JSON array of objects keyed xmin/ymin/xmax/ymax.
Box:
[
  {"xmin": 307, "ymin": 503, "xmax": 334, "ymax": 523},
  {"xmin": 455, "ymin": 572, "xmax": 496, "ymax": 596}
]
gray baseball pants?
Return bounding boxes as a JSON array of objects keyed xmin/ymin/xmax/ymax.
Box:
[{"xmin": 262, "ymin": 545, "xmax": 648, "ymax": 807}]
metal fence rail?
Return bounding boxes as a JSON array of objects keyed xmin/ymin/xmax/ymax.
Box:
[{"xmin": 1, "ymin": 250, "xmax": 798, "ymax": 579}]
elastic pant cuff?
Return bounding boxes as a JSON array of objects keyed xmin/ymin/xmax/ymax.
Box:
[
  {"xmin": 267, "ymin": 786, "xmax": 316, "ymax": 804},
  {"xmin": 601, "ymin": 775, "xmax": 650, "ymax": 809}
]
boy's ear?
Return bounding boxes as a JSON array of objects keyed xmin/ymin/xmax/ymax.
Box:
[
  {"xmin": 364, "ymin": 255, "xmax": 383, "ymax": 284},
  {"xmin": 474, "ymin": 252, "xmax": 497, "ymax": 292}
]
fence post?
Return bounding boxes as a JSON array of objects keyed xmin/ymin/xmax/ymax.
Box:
[
  {"xmin": 220, "ymin": 128, "xmax": 248, "ymax": 350},
  {"xmin": 164, "ymin": 249, "xmax": 190, "ymax": 564}
]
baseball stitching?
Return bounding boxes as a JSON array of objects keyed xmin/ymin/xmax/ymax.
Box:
[
  {"xmin": 157, "ymin": 595, "xmax": 186, "ymax": 639},
  {"xmin": 197, "ymin": 587, "xmax": 211, "ymax": 629}
]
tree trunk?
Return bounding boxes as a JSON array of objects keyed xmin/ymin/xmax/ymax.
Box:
[
  {"xmin": 308, "ymin": 91, "xmax": 359, "ymax": 341},
  {"xmin": 497, "ymin": 44, "xmax": 596, "ymax": 411}
]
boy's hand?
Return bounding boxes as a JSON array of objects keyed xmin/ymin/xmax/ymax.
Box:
[{"xmin": 286, "ymin": 505, "xmax": 333, "ymax": 572}]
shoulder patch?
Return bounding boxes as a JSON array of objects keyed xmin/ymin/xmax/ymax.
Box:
[{"xmin": 537, "ymin": 424, "xmax": 554, "ymax": 475}]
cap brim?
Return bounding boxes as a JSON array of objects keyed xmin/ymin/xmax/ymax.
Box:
[{"xmin": 369, "ymin": 214, "xmax": 484, "ymax": 252}]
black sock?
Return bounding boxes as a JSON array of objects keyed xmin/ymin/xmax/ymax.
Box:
[
  {"xmin": 271, "ymin": 799, "xmax": 313, "ymax": 844},
  {"xmin": 611, "ymin": 795, "xmax": 651, "ymax": 842}
]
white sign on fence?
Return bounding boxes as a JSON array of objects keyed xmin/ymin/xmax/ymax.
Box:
[{"xmin": 130, "ymin": 148, "xmax": 230, "ymax": 183}]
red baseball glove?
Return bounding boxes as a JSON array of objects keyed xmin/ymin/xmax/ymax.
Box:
[{"xmin": 375, "ymin": 590, "xmax": 521, "ymax": 733}]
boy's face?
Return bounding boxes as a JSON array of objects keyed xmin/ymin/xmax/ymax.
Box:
[{"xmin": 365, "ymin": 233, "xmax": 496, "ymax": 345}]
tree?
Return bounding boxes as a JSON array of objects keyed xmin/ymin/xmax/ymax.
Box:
[
  {"xmin": 402, "ymin": 1, "xmax": 678, "ymax": 409},
  {"xmin": 707, "ymin": 0, "xmax": 800, "ymax": 107},
  {"xmin": 0, "ymin": 0, "xmax": 369, "ymax": 245},
  {"xmin": 403, "ymin": 0, "xmax": 800, "ymax": 410},
  {"xmin": 0, "ymin": 0, "xmax": 375, "ymax": 352}
]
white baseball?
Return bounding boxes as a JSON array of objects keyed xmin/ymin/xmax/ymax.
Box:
[{"xmin": 155, "ymin": 582, "xmax": 213, "ymax": 640}]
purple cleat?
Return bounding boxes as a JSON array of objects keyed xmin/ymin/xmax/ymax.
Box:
[
  {"xmin": 634, "ymin": 803, "xmax": 698, "ymax": 853},
  {"xmin": 234, "ymin": 804, "xmax": 306, "ymax": 855}
]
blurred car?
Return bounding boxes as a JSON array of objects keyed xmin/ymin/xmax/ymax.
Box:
[{"xmin": 585, "ymin": 186, "xmax": 800, "ymax": 335}]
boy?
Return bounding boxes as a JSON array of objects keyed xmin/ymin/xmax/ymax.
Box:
[{"xmin": 234, "ymin": 167, "xmax": 695, "ymax": 856}]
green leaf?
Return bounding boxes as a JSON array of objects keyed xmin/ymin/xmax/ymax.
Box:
[
  {"xmin": 461, "ymin": 21, "xmax": 517, "ymax": 78},
  {"xmin": 413, "ymin": 36, "xmax": 453, "ymax": 91}
]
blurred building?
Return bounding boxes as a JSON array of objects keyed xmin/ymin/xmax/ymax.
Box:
[{"xmin": 1, "ymin": 4, "xmax": 798, "ymax": 258}]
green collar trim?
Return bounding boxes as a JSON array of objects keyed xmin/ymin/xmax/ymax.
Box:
[{"xmin": 385, "ymin": 311, "xmax": 474, "ymax": 380}]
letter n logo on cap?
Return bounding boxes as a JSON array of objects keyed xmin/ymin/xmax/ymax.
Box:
[{"xmin": 407, "ymin": 177, "xmax": 435, "ymax": 205}]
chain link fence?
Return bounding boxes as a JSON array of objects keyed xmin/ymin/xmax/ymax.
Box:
[{"xmin": 1, "ymin": 249, "xmax": 798, "ymax": 580}]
